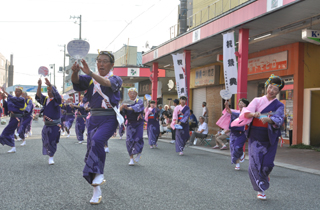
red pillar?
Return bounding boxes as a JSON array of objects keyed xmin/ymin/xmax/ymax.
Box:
[
  {"xmin": 237, "ymin": 28, "xmax": 249, "ymax": 107},
  {"xmin": 184, "ymin": 50, "xmax": 191, "ymax": 106},
  {"xmin": 237, "ymin": 29, "xmax": 249, "ymax": 153},
  {"xmin": 152, "ymin": 62, "xmax": 158, "ymax": 102}
]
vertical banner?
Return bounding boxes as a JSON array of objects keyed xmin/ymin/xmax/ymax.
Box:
[
  {"xmin": 171, "ymin": 53, "xmax": 187, "ymax": 98},
  {"xmin": 223, "ymin": 31, "xmax": 238, "ymax": 94}
]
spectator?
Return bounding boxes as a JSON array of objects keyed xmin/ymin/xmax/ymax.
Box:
[
  {"xmin": 189, "ymin": 110, "xmax": 198, "ymax": 131},
  {"xmin": 188, "ymin": 116, "xmax": 208, "ymax": 146},
  {"xmin": 202, "ymin": 102, "xmax": 208, "ymax": 123},
  {"xmin": 212, "ymin": 128, "xmax": 229, "ymax": 150}
]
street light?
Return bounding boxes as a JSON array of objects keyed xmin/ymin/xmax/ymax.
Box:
[{"xmin": 70, "ymin": 15, "xmax": 82, "ymax": 40}]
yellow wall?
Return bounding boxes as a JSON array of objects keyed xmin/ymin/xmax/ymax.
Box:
[
  {"xmin": 191, "ymin": 0, "xmax": 249, "ymax": 28},
  {"xmin": 304, "ymin": 43, "xmax": 320, "ymax": 88}
]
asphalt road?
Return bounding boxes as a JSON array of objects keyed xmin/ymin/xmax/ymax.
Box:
[{"xmin": 0, "ymin": 119, "xmax": 319, "ymax": 210}]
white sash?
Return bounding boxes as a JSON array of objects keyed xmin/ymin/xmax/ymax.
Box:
[{"xmin": 92, "ymin": 73, "xmax": 124, "ymax": 126}]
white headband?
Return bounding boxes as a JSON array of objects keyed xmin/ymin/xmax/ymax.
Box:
[{"xmin": 128, "ymin": 87, "xmax": 138, "ymax": 93}]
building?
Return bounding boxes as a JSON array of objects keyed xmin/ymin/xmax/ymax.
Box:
[
  {"xmin": 0, "ymin": 53, "xmax": 11, "ymax": 88},
  {"xmin": 142, "ymin": 0, "xmax": 320, "ymax": 146}
]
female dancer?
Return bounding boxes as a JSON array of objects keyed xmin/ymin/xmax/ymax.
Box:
[
  {"xmin": 232, "ymin": 74, "xmax": 285, "ymax": 200},
  {"xmin": 144, "ymin": 100, "xmax": 160, "ymax": 148},
  {"xmin": 225, "ymin": 99, "xmax": 249, "ymax": 170},
  {"xmin": 171, "ymin": 96, "xmax": 190, "ymax": 156}
]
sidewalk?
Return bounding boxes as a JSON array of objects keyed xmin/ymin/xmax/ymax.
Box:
[{"xmin": 143, "ymin": 130, "xmax": 320, "ymax": 176}]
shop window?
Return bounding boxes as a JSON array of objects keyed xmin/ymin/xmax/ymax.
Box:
[{"xmin": 280, "ymin": 90, "xmax": 293, "ymax": 138}]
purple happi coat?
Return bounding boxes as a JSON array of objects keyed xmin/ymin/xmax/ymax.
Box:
[
  {"xmin": 173, "ymin": 105, "xmax": 190, "ymax": 153},
  {"xmin": 64, "ymin": 104, "xmax": 75, "ymax": 130},
  {"xmin": 146, "ymin": 107, "xmax": 160, "ymax": 146},
  {"xmin": 75, "ymin": 102, "xmax": 87, "ymax": 141},
  {"xmin": 18, "ymin": 98, "xmax": 34, "ymax": 139},
  {"xmin": 229, "ymin": 112, "xmax": 247, "ymax": 164},
  {"xmin": 0, "ymin": 95, "xmax": 25, "ymax": 147},
  {"xmin": 35, "ymin": 87, "xmax": 61, "ymax": 157},
  {"xmin": 73, "ymin": 74, "xmax": 122, "ymax": 184},
  {"xmin": 121, "ymin": 99, "xmax": 144, "ymax": 156},
  {"xmin": 237, "ymin": 96, "xmax": 284, "ymax": 192}
]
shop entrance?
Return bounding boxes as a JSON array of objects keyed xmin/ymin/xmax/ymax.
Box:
[{"xmin": 310, "ymin": 90, "xmax": 320, "ymax": 146}]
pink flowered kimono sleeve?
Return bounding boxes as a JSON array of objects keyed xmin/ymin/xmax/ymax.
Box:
[
  {"xmin": 170, "ymin": 105, "xmax": 180, "ymax": 130},
  {"xmin": 216, "ymin": 109, "xmax": 230, "ymax": 130},
  {"xmin": 231, "ymin": 98, "xmax": 259, "ymax": 127}
]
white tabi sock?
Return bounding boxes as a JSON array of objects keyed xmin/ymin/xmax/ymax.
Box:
[
  {"xmin": 134, "ymin": 153, "xmax": 142, "ymax": 163},
  {"xmin": 48, "ymin": 157, "xmax": 54, "ymax": 165},
  {"xmin": 7, "ymin": 147, "xmax": 16, "ymax": 153},
  {"xmin": 92, "ymin": 174, "xmax": 104, "ymax": 185},
  {"xmin": 90, "ymin": 186, "xmax": 102, "ymax": 204}
]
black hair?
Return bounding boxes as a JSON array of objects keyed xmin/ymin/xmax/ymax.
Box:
[
  {"xmin": 269, "ymin": 77, "xmax": 285, "ymax": 91},
  {"xmin": 190, "ymin": 110, "xmax": 193, "ymax": 114}
]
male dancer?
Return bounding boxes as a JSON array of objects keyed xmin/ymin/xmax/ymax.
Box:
[
  {"xmin": 36, "ymin": 78, "xmax": 61, "ymax": 165},
  {"xmin": 71, "ymin": 95, "xmax": 88, "ymax": 144},
  {"xmin": 64, "ymin": 97, "xmax": 75, "ymax": 138},
  {"xmin": 71, "ymin": 51, "xmax": 122, "ymax": 204},
  {"xmin": 17, "ymin": 92, "xmax": 34, "ymax": 146},
  {"xmin": 0, "ymin": 87, "xmax": 26, "ymax": 153},
  {"xmin": 120, "ymin": 88, "xmax": 144, "ymax": 165}
]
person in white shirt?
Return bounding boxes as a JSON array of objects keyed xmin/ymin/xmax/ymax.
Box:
[
  {"xmin": 202, "ymin": 102, "xmax": 208, "ymax": 123},
  {"xmin": 188, "ymin": 116, "xmax": 208, "ymax": 146}
]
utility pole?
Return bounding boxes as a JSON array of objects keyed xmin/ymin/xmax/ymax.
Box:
[
  {"xmin": 70, "ymin": 15, "xmax": 82, "ymax": 40},
  {"xmin": 58, "ymin": 44, "xmax": 66, "ymax": 93},
  {"xmin": 79, "ymin": 15, "xmax": 82, "ymax": 40}
]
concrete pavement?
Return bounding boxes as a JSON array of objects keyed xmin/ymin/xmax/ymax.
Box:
[{"xmin": 0, "ymin": 119, "xmax": 320, "ymax": 209}]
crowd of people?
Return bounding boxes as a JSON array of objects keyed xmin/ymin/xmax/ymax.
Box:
[{"xmin": 0, "ymin": 50, "xmax": 285, "ymax": 204}]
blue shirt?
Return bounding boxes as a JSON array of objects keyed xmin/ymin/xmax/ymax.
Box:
[{"xmin": 190, "ymin": 114, "xmax": 198, "ymax": 125}]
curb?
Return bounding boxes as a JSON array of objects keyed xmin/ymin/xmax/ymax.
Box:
[{"xmin": 154, "ymin": 137, "xmax": 320, "ymax": 176}]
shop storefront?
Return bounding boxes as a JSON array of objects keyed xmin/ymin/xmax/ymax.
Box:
[
  {"xmin": 190, "ymin": 62, "xmax": 222, "ymax": 134},
  {"xmin": 246, "ymin": 42, "xmax": 304, "ymax": 144}
]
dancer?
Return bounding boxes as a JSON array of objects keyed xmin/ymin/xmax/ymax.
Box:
[
  {"xmin": 232, "ymin": 74, "xmax": 285, "ymax": 200},
  {"xmin": 71, "ymin": 51, "xmax": 122, "ymax": 205},
  {"xmin": 64, "ymin": 96, "xmax": 75, "ymax": 138},
  {"xmin": 60, "ymin": 98, "xmax": 67, "ymax": 136},
  {"xmin": 171, "ymin": 96, "xmax": 190, "ymax": 156},
  {"xmin": 225, "ymin": 99, "xmax": 249, "ymax": 170},
  {"xmin": 144, "ymin": 100, "xmax": 160, "ymax": 148},
  {"xmin": 17, "ymin": 92, "xmax": 34, "ymax": 146},
  {"xmin": 120, "ymin": 88, "xmax": 144, "ymax": 166},
  {"xmin": 0, "ymin": 87, "xmax": 26, "ymax": 153},
  {"xmin": 72, "ymin": 95, "xmax": 88, "ymax": 144},
  {"xmin": 36, "ymin": 78, "xmax": 61, "ymax": 165},
  {"xmin": 25, "ymin": 96, "xmax": 34, "ymax": 137}
]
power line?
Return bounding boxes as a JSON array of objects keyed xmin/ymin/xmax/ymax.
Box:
[
  {"xmin": 104, "ymin": 0, "xmax": 162, "ymax": 49},
  {"xmin": 132, "ymin": 5, "xmax": 178, "ymax": 39}
]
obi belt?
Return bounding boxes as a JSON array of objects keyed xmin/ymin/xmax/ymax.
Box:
[{"xmin": 252, "ymin": 118, "xmax": 268, "ymax": 128}]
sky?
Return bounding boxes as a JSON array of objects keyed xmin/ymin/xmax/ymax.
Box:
[{"xmin": 0, "ymin": 0, "xmax": 180, "ymax": 92}]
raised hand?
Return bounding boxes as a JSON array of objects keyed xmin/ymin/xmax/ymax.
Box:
[
  {"xmin": 38, "ymin": 78, "xmax": 42, "ymax": 86},
  {"xmin": 44, "ymin": 78, "xmax": 51, "ymax": 87},
  {"xmin": 80, "ymin": 59, "xmax": 90, "ymax": 75},
  {"xmin": 71, "ymin": 62, "xmax": 80, "ymax": 73}
]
